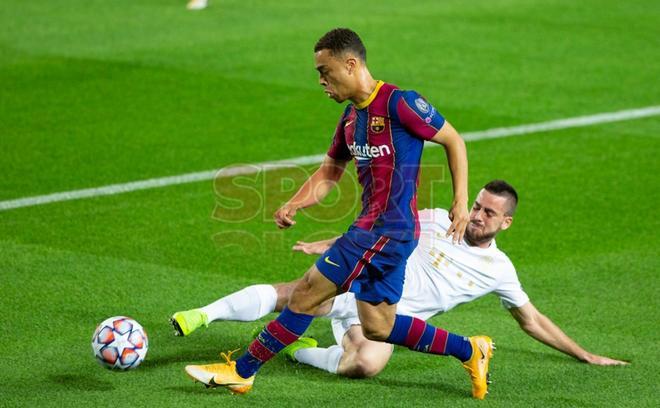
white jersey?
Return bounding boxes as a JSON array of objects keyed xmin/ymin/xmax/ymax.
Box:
[{"xmin": 327, "ymin": 208, "xmax": 529, "ymax": 343}]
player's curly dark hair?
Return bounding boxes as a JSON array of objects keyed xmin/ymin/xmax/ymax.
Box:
[
  {"xmin": 314, "ymin": 28, "xmax": 367, "ymax": 61},
  {"xmin": 484, "ymin": 180, "xmax": 519, "ymax": 215}
]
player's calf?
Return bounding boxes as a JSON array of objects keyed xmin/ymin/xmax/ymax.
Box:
[
  {"xmin": 385, "ymin": 314, "xmax": 494, "ymax": 399},
  {"xmin": 355, "ymin": 300, "xmax": 397, "ymax": 342},
  {"xmin": 360, "ymin": 324, "xmax": 394, "ymax": 342}
]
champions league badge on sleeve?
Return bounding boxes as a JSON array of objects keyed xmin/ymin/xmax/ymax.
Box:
[{"xmin": 415, "ymin": 97, "xmax": 430, "ymax": 114}]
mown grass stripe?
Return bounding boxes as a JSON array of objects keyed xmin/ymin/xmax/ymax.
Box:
[{"xmin": 1, "ymin": 105, "xmax": 658, "ymax": 212}]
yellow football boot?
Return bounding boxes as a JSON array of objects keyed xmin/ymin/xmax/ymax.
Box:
[
  {"xmin": 185, "ymin": 350, "xmax": 254, "ymax": 394},
  {"xmin": 461, "ymin": 335, "xmax": 495, "ymax": 400}
]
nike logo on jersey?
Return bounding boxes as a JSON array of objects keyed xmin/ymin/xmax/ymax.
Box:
[
  {"xmin": 324, "ymin": 256, "xmax": 340, "ymax": 267},
  {"xmin": 344, "ymin": 120, "xmax": 354, "ymax": 128}
]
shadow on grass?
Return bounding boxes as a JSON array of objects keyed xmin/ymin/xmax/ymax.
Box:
[
  {"xmin": 138, "ymin": 344, "xmax": 249, "ymax": 370},
  {"xmin": 165, "ymin": 365, "xmax": 467, "ymax": 399},
  {"xmin": 500, "ymin": 346, "xmax": 580, "ymax": 364},
  {"xmin": 165, "ymin": 385, "xmax": 237, "ymax": 396},
  {"xmin": 374, "ymin": 377, "xmax": 467, "ymax": 398},
  {"xmin": 48, "ymin": 374, "xmax": 114, "ymax": 391}
]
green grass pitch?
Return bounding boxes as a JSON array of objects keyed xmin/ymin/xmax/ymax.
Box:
[{"xmin": 1, "ymin": 0, "xmax": 658, "ymax": 406}]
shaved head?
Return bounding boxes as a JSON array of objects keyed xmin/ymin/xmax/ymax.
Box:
[{"xmin": 483, "ymin": 180, "xmax": 518, "ymax": 215}]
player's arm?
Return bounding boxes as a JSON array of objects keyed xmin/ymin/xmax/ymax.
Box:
[
  {"xmin": 395, "ymin": 93, "xmax": 469, "ymax": 243},
  {"xmin": 508, "ymin": 302, "xmax": 628, "ymax": 366},
  {"xmin": 292, "ymin": 236, "xmax": 340, "ymax": 255},
  {"xmin": 274, "ymin": 155, "xmax": 349, "ymax": 229},
  {"xmin": 427, "ymin": 121, "xmax": 469, "ymax": 243}
]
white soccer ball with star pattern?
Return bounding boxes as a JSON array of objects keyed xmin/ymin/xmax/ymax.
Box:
[{"xmin": 91, "ymin": 316, "xmax": 149, "ymax": 370}]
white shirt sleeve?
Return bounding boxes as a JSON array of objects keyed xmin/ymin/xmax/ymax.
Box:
[{"xmin": 493, "ymin": 262, "xmax": 530, "ymax": 309}]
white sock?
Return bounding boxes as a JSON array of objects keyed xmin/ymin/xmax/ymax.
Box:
[
  {"xmin": 294, "ymin": 345, "xmax": 344, "ymax": 374},
  {"xmin": 199, "ymin": 284, "xmax": 277, "ymax": 322}
]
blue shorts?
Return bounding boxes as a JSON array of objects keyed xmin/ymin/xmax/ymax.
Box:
[{"xmin": 315, "ymin": 227, "xmax": 418, "ymax": 304}]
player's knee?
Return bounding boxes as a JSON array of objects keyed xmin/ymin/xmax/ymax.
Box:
[
  {"xmin": 287, "ymin": 295, "xmax": 311, "ymax": 314},
  {"xmin": 273, "ymin": 281, "xmax": 297, "ymax": 312},
  {"xmin": 287, "ymin": 279, "xmax": 313, "ymax": 313},
  {"xmin": 340, "ymin": 346, "xmax": 388, "ymax": 378},
  {"xmin": 349, "ymin": 355, "xmax": 384, "ymax": 378},
  {"xmin": 360, "ymin": 324, "xmax": 390, "ymax": 342},
  {"xmin": 287, "ymin": 268, "xmax": 336, "ymax": 315},
  {"xmin": 288, "ymin": 282, "xmax": 322, "ymax": 315}
]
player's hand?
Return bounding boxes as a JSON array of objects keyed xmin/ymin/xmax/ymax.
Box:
[
  {"xmin": 584, "ymin": 353, "xmax": 630, "ymax": 366},
  {"xmin": 446, "ymin": 201, "xmax": 469, "ymax": 244},
  {"xmin": 292, "ymin": 240, "xmax": 331, "ymax": 255},
  {"xmin": 274, "ymin": 204, "xmax": 298, "ymax": 229}
]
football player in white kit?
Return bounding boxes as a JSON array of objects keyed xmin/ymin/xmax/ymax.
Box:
[{"xmin": 171, "ymin": 180, "xmax": 627, "ymax": 378}]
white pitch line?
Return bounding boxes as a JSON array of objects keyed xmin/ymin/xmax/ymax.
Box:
[
  {"xmin": 1, "ymin": 105, "xmax": 659, "ymax": 212},
  {"xmin": 458, "ymin": 105, "xmax": 660, "ymax": 142}
]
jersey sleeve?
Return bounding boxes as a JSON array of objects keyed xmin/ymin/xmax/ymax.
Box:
[
  {"xmin": 326, "ymin": 110, "xmax": 352, "ymax": 161},
  {"xmin": 394, "ymin": 90, "xmax": 446, "ymax": 141},
  {"xmin": 494, "ymin": 263, "xmax": 530, "ymax": 309}
]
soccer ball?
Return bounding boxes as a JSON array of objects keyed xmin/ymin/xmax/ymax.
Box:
[{"xmin": 91, "ymin": 316, "xmax": 149, "ymax": 370}]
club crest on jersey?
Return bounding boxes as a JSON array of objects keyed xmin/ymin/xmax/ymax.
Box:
[
  {"xmin": 370, "ymin": 116, "xmax": 385, "ymax": 133},
  {"xmin": 415, "ymin": 97, "xmax": 430, "ymax": 114}
]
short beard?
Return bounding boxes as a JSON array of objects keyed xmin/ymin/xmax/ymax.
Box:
[{"xmin": 464, "ymin": 227, "xmax": 498, "ymax": 247}]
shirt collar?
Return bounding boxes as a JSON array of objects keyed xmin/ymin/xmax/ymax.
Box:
[{"xmin": 355, "ymin": 80, "xmax": 384, "ymax": 110}]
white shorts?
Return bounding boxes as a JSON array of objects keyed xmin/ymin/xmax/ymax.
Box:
[{"xmin": 326, "ymin": 293, "xmax": 362, "ymax": 345}]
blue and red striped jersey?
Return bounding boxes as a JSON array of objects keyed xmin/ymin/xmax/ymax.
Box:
[{"xmin": 326, "ymin": 81, "xmax": 445, "ymax": 241}]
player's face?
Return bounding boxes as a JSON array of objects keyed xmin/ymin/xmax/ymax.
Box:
[
  {"xmin": 465, "ymin": 189, "xmax": 513, "ymax": 245},
  {"xmin": 314, "ymin": 49, "xmax": 357, "ymax": 103}
]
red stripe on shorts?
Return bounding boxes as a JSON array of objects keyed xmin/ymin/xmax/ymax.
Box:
[{"xmin": 340, "ymin": 236, "xmax": 390, "ymax": 292}]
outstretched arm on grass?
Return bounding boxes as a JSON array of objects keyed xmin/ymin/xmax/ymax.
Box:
[{"xmin": 509, "ymin": 302, "xmax": 628, "ymax": 366}]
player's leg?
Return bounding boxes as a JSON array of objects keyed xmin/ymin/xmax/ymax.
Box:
[
  {"xmin": 356, "ymin": 300, "xmax": 494, "ymax": 399},
  {"xmin": 185, "ymin": 264, "xmax": 340, "ymax": 392},
  {"xmin": 291, "ymin": 323, "xmax": 393, "ymax": 378},
  {"xmin": 293, "ymin": 297, "xmax": 393, "ymax": 378},
  {"xmin": 184, "ymin": 230, "xmax": 394, "ymax": 392},
  {"xmin": 232, "ymin": 265, "xmax": 340, "ymax": 376},
  {"xmin": 338, "ymin": 325, "xmax": 393, "ymax": 377},
  {"xmin": 170, "ymin": 281, "xmax": 299, "ymax": 336},
  {"xmin": 357, "ymin": 300, "xmax": 472, "ymax": 358}
]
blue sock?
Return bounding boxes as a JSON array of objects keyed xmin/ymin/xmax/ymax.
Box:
[
  {"xmin": 235, "ymin": 307, "xmax": 313, "ymax": 378},
  {"xmin": 386, "ymin": 314, "xmax": 473, "ymax": 361}
]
